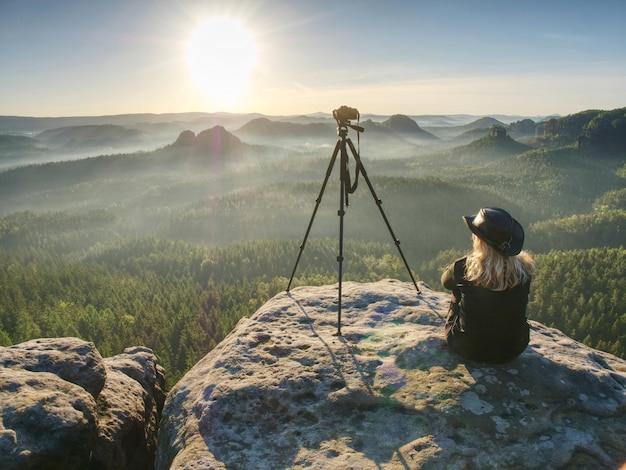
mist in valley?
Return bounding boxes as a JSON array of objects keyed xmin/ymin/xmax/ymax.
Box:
[
  {"xmin": 0, "ymin": 115, "xmax": 524, "ymax": 255},
  {"xmin": 2, "ymin": 109, "xmax": 623, "ymax": 257}
]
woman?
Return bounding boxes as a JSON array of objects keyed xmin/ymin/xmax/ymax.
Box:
[{"xmin": 442, "ymin": 207, "xmax": 536, "ymax": 363}]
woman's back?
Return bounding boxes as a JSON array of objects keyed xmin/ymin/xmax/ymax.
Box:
[{"xmin": 443, "ymin": 207, "xmax": 535, "ymax": 364}]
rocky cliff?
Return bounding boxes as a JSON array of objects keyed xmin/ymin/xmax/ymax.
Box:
[
  {"xmin": 157, "ymin": 280, "xmax": 626, "ymax": 469},
  {"xmin": 0, "ymin": 338, "xmax": 165, "ymax": 470}
]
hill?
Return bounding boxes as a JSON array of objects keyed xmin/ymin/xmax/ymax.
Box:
[
  {"xmin": 418, "ymin": 126, "xmax": 532, "ymax": 168},
  {"xmin": 0, "ymin": 125, "xmax": 256, "ymax": 211},
  {"xmin": 423, "ymin": 116, "xmax": 507, "ymax": 140},
  {"xmin": 234, "ymin": 117, "xmax": 333, "ymax": 138},
  {"xmin": 537, "ymin": 107, "xmax": 626, "ymax": 154},
  {"xmin": 422, "ymin": 108, "xmax": 626, "ymax": 151},
  {"xmin": 529, "ymin": 191, "xmax": 626, "ymax": 251},
  {"xmin": 453, "ymin": 127, "xmax": 532, "ymax": 158},
  {"xmin": 0, "ymin": 134, "xmax": 47, "ymax": 168},
  {"xmin": 36, "ymin": 124, "xmax": 143, "ymax": 150},
  {"xmin": 360, "ymin": 115, "xmax": 438, "ymax": 142},
  {"xmin": 462, "ymin": 116, "xmax": 505, "ymax": 131},
  {"xmin": 230, "ymin": 113, "xmax": 452, "ymax": 151},
  {"xmin": 167, "ymin": 126, "xmax": 246, "ymax": 157},
  {"xmin": 381, "ymin": 114, "xmax": 438, "ymax": 139},
  {"xmin": 0, "ymin": 134, "xmax": 43, "ymax": 153}
]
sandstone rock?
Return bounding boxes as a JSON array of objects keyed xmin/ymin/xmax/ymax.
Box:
[
  {"xmin": 156, "ymin": 280, "xmax": 626, "ymax": 469},
  {"xmin": 104, "ymin": 346, "xmax": 166, "ymax": 405},
  {"xmin": 0, "ymin": 337, "xmax": 106, "ymax": 398},
  {"xmin": 0, "ymin": 368, "xmax": 98, "ymax": 470},
  {"xmin": 0, "ymin": 338, "xmax": 165, "ymax": 470},
  {"xmin": 90, "ymin": 347, "xmax": 166, "ymax": 470}
]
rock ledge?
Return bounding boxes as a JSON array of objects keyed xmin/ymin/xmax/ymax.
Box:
[{"xmin": 157, "ymin": 280, "xmax": 626, "ymax": 469}]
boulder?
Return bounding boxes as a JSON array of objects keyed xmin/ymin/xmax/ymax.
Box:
[
  {"xmin": 0, "ymin": 338, "xmax": 165, "ymax": 470},
  {"xmin": 0, "ymin": 368, "xmax": 97, "ymax": 470},
  {"xmin": 0, "ymin": 337, "xmax": 106, "ymax": 398},
  {"xmin": 156, "ymin": 280, "xmax": 626, "ymax": 469},
  {"xmin": 90, "ymin": 347, "xmax": 166, "ymax": 470}
]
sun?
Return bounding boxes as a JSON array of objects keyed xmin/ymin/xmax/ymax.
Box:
[{"xmin": 187, "ymin": 17, "xmax": 257, "ymax": 108}]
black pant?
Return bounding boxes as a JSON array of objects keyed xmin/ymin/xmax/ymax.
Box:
[{"xmin": 445, "ymin": 304, "xmax": 529, "ymax": 364}]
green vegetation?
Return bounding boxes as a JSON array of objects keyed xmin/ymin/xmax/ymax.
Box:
[
  {"xmin": 0, "ymin": 237, "xmax": 409, "ymax": 386},
  {"xmin": 528, "ymin": 248, "xmax": 626, "ymax": 358},
  {"xmin": 1, "ymin": 107, "xmax": 625, "ymax": 388}
]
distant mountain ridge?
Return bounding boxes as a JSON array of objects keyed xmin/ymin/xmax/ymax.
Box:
[
  {"xmin": 0, "ymin": 134, "xmax": 47, "ymax": 167},
  {"xmin": 37, "ymin": 124, "xmax": 142, "ymax": 150},
  {"xmin": 0, "ymin": 134, "xmax": 44, "ymax": 153},
  {"xmin": 0, "ymin": 112, "xmax": 261, "ymax": 134},
  {"xmin": 234, "ymin": 117, "xmax": 333, "ymax": 138},
  {"xmin": 0, "ymin": 111, "xmax": 552, "ymax": 135},
  {"xmin": 234, "ymin": 115, "xmax": 442, "ymax": 143},
  {"xmin": 2, "ymin": 107, "xmax": 625, "ymax": 172}
]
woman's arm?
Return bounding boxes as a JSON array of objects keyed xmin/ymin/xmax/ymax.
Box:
[{"xmin": 441, "ymin": 263, "xmax": 456, "ymax": 290}]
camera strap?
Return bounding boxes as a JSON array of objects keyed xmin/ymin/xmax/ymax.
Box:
[{"xmin": 347, "ymin": 119, "xmax": 362, "ymax": 195}]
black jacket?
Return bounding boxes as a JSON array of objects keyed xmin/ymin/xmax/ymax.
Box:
[{"xmin": 441, "ymin": 257, "xmax": 531, "ymax": 363}]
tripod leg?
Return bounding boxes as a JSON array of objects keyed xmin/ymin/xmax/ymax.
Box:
[
  {"xmin": 335, "ymin": 140, "xmax": 349, "ymax": 336},
  {"xmin": 346, "ymin": 139, "xmax": 421, "ymax": 295},
  {"xmin": 287, "ymin": 140, "xmax": 341, "ymax": 292}
]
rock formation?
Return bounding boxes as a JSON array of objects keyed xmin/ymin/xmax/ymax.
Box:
[
  {"xmin": 0, "ymin": 338, "xmax": 165, "ymax": 470},
  {"xmin": 157, "ymin": 280, "xmax": 626, "ymax": 469}
]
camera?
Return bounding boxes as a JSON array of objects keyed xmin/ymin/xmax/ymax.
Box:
[{"xmin": 333, "ymin": 105, "xmax": 360, "ymax": 124}]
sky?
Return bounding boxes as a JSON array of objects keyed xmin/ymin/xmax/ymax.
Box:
[{"xmin": 1, "ymin": 0, "xmax": 626, "ymax": 118}]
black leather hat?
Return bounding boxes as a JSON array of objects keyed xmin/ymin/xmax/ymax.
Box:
[{"xmin": 463, "ymin": 207, "xmax": 524, "ymax": 256}]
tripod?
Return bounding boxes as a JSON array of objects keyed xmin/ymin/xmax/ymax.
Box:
[{"xmin": 286, "ymin": 117, "xmax": 420, "ymax": 336}]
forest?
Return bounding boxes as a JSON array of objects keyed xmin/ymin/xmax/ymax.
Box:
[{"xmin": 1, "ymin": 107, "xmax": 625, "ymax": 388}]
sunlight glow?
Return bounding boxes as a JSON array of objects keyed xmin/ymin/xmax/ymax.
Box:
[{"xmin": 187, "ymin": 17, "xmax": 257, "ymax": 109}]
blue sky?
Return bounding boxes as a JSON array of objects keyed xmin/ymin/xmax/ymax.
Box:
[{"xmin": 1, "ymin": 0, "xmax": 625, "ymax": 117}]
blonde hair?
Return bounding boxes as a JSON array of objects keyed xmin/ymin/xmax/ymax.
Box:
[{"xmin": 465, "ymin": 234, "xmax": 536, "ymax": 290}]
